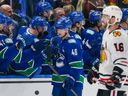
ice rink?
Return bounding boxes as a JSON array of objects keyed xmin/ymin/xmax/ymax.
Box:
[{"xmin": 0, "ymin": 75, "xmax": 99, "ymax": 96}]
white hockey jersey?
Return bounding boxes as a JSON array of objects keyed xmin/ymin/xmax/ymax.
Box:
[{"xmin": 99, "ymin": 28, "xmax": 128, "ymax": 90}]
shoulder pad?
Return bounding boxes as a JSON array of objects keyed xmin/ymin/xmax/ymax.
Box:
[
  {"xmin": 34, "ymin": 38, "xmax": 39, "ymax": 43},
  {"xmin": 86, "ymin": 29, "xmax": 94, "ymax": 35},
  {"xmin": 68, "ymin": 39, "xmax": 76, "ymax": 43},
  {"xmin": 74, "ymin": 34, "xmax": 81, "ymax": 40},
  {"xmin": 5, "ymin": 38, "xmax": 13, "ymax": 44}
]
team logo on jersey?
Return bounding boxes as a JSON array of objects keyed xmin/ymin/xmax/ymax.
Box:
[{"xmin": 113, "ymin": 31, "xmax": 121, "ymax": 37}]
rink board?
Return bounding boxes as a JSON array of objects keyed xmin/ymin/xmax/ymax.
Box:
[{"xmin": 0, "ymin": 75, "xmax": 98, "ymax": 96}]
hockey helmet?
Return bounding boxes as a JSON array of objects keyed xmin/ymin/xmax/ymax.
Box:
[
  {"xmin": 55, "ymin": 16, "xmax": 72, "ymax": 30},
  {"xmin": 35, "ymin": 2, "xmax": 53, "ymax": 16},
  {"xmin": 89, "ymin": 10, "xmax": 101, "ymax": 25},
  {"xmin": 102, "ymin": 5, "xmax": 122, "ymax": 23},
  {"xmin": 68, "ymin": 11, "xmax": 85, "ymax": 25},
  {"xmin": 29, "ymin": 16, "xmax": 49, "ymax": 31}
]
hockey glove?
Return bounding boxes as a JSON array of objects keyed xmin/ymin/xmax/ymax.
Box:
[
  {"xmin": 31, "ymin": 39, "xmax": 50, "ymax": 53},
  {"xmin": 106, "ymin": 66, "xmax": 123, "ymax": 90},
  {"xmin": 64, "ymin": 76, "xmax": 75, "ymax": 89},
  {"xmin": 87, "ymin": 64, "xmax": 99, "ymax": 84}
]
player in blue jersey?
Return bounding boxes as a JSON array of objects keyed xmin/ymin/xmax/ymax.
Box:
[
  {"xmin": 11, "ymin": 16, "xmax": 51, "ymax": 76},
  {"xmin": 68, "ymin": 11, "xmax": 85, "ymax": 37},
  {"xmin": 0, "ymin": 15, "xmax": 51, "ymax": 76},
  {"xmin": 35, "ymin": 2, "xmax": 54, "ymax": 38},
  {"xmin": 16, "ymin": 16, "xmax": 49, "ymax": 49},
  {"xmin": 120, "ymin": 8, "xmax": 128, "ymax": 31},
  {"xmin": 0, "ymin": 14, "xmax": 17, "ymax": 74},
  {"xmin": 52, "ymin": 16, "xmax": 84, "ymax": 96},
  {"xmin": 35, "ymin": 1, "xmax": 53, "ymax": 22},
  {"xmin": 81, "ymin": 10, "xmax": 102, "ymax": 73},
  {"xmin": 0, "ymin": 37, "xmax": 50, "ymax": 77},
  {"xmin": 68, "ymin": 11, "xmax": 85, "ymax": 43}
]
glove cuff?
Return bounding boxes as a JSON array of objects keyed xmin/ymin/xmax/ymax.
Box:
[{"xmin": 113, "ymin": 66, "xmax": 123, "ymax": 75}]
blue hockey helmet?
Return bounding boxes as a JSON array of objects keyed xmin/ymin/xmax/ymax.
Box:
[
  {"xmin": 68, "ymin": 11, "xmax": 85, "ymax": 25},
  {"xmin": 29, "ymin": 16, "xmax": 49, "ymax": 31},
  {"xmin": 35, "ymin": 2, "xmax": 53, "ymax": 15},
  {"xmin": 121, "ymin": 8, "xmax": 128, "ymax": 23},
  {"xmin": 89, "ymin": 10, "xmax": 101, "ymax": 24},
  {"xmin": 55, "ymin": 16, "xmax": 72, "ymax": 30}
]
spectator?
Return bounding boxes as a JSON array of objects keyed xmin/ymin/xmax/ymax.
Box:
[{"xmin": 0, "ymin": 4, "xmax": 28, "ymax": 26}]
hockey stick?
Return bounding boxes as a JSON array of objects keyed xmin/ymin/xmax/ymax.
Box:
[{"xmin": 45, "ymin": 44, "xmax": 78, "ymax": 96}]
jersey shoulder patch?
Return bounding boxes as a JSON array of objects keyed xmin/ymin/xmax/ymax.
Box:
[
  {"xmin": 5, "ymin": 38, "xmax": 13, "ymax": 44},
  {"xmin": 113, "ymin": 31, "xmax": 122, "ymax": 37},
  {"xmin": 86, "ymin": 29, "xmax": 94, "ymax": 35},
  {"xmin": 68, "ymin": 39, "xmax": 76, "ymax": 44},
  {"xmin": 74, "ymin": 34, "xmax": 81, "ymax": 40}
]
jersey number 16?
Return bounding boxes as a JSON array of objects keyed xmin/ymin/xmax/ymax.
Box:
[{"xmin": 114, "ymin": 43, "xmax": 124, "ymax": 52}]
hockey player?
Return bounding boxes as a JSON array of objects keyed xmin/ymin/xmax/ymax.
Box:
[
  {"xmin": 81, "ymin": 10, "xmax": 102, "ymax": 73},
  {"xmin": 68, "ymin": 11, "xmax": 85, "ymax": 43},
  {"xmin": 35, "ymin": 2, "xmax": 53, "ymax": 39},
  {"xmin": 52, "ymin": 16, "xmax": 84, "ymax": 96},
  {"xmin": 87, "ymin": 5, "xmax": 128, "ymax": 96},
  {"xmin": 120, "ymin": 8, "xmax": 128, "ymax": 31},
  {"xmin": 5, "ymin": 16, "xmax": 18, "ymax": 39},
  {"xmin": 0, "ymin": 15, "xmax": 51, "ymax": 77},
  {"xmin": 35, "ymin": 1, "xmax": 53, "ymax": 22},
  {"xmin": 16, "ymin": 16, "xmax": 49, "ymax": 49},
  {"xmin": 68, "ymin": 11, "xmax": 85, "ymax": 37},
  {"xmin": 10, "ymin": 16, "xmax": 51, "ymax": 76},
  {"xmin": 0, "ymin": 14, "xmax": 15, "ymax": 74}
]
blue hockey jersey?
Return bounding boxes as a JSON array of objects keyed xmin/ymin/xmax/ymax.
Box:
[
  {"xmin": 81, "ymin": 28, "xmax": 102, "ymax": 70},
  {"xmin": 16, "ymin": 26, "xmax": 39, "ymax": 49},
  {"xmin": 52, "ymin": 37, "xmax": 84, "ymax": 86},
  {"xmin": 0, "ymin": 39, "xmax": 50, "ymax": 77},
  {"xmin": 0, "ymin": 33, "xmax": 14, "ymax": 73}
]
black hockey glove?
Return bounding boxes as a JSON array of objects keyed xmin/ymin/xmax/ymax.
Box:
[
  {"xmin": 87, "ymin": 64, "xmax": 99, "ymax": 84},
  {"xmin": 31, "ymin": 39, "xmax": 50, "ymax": 53},
  {"xmin": 105, "ymin": 66, "xmax": 123, "ymax": 90}
]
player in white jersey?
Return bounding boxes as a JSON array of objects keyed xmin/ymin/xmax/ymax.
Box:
[{"xmin": 87, "ymin": 5, "xmax": 128, "ymax": 96}]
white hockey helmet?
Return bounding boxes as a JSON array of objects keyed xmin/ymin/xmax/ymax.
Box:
[{"xmin": 102, "ymin": 5, "xmax": 122, "ymax": 23}]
